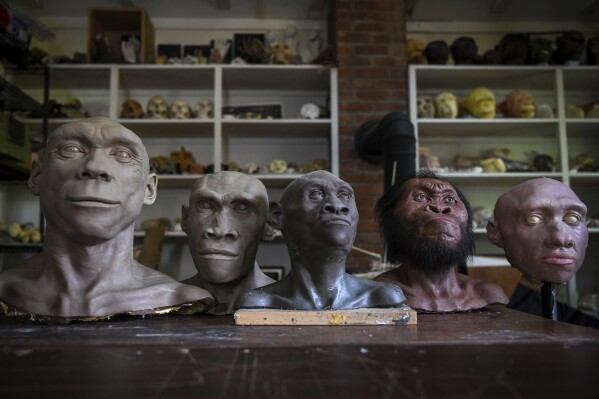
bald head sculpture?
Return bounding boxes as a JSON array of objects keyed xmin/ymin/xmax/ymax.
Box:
[
  {"xmin": 235, "ymin": 170, "xmax": 406, "ymax": 311},
  {"xmin": 0, "ymin": 117, "xmax": 213, "ymax": 321},
  {"xmin": 182, "ymin": 171, "xmax": 277, "ymax": 314},
  {"xmin": 487, "ymin": 178, "xmax": 588, "ymax": 283}
]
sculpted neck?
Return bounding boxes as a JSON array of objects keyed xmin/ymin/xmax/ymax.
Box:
[
  {"xmin": 40, "ymin": 226, "xmax": 137, "ymax": 290},
  {"xmin": 395, "ymin": 261, "xmax": 459, "ymax": 297},
  {"xmin": 289, "ymin": 248, "xmax": 348, "ymax": 307}
]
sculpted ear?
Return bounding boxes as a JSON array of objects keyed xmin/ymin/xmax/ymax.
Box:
[
  {"xmin": 486, "ymin": 217, "xmax": 504, "ymax": 248},
  {"xmin": 28, "ymin": 161, "xmax": 42, "ymax": 196},
  {"xmin": 144, "ymin": 173, "xmax": 158, "ymax": 205},
  {"xmin": 181, "ymin": 204, "xmax": 189, "ymax": 233},
  {"xmin": 269, "ymin": 201, "xmax": 283, "ymax": 231},
  {"xmin": 262, "ymin": 205, "xmax": 282, "ymax": 242}
]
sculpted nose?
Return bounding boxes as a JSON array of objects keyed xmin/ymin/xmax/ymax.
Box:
[
  {"xmin": 78, "ymin": 150, "xmax": 112, "ymax": 182},
  {"xmin": 323, "ymin": 196, "xmax": 349, "ymax": 215},
  {"xmin": 426, "ymin": 202, "xmax": 451, "ymax": 214},
  {"xmin": 545, "ymin": 223, "xmax": 574, "ymax": 249},
  {"xmin": 204, "ymin": 212, "xmax": 239, "ymax": 240}
]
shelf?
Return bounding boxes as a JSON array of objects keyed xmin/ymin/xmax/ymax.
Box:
[
  {"xmin": 569, "ymin": 173, "xmax": 599, "ymax": 184},
  {"xmin": 222, "ymin": 119, "xmax": 332, "ymax": 137},
  {"xmin": 222, "ymin": 65, "xmax": 332, "ymax": 91},
  {"xmin": 564, "ymin": 120, "xmax": 599, "ymax": 137},
  {"xmin": 416, "ymin": 119, "xmax": 559, "ymax": 138},
  {"xmin": 117, "ymin": 119, "xmax": 215, "ymax": 138},
  {"xmin": 118, "ymin": 65, "xmax": 215, "ymax": 90},
  {"xmin": 0, "ymin": 75, "xmax": 43, "ymax": 113},
  {"xmin": 49, "ymin": 65, "xmax": 112, "ymax": 89}
]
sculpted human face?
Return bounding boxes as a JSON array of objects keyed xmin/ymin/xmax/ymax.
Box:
[
  {"xmin": 394, "ymin": 178, "xmax": 469, "ymax": 246},
  {"xmin": 464, "ymin": 87, "xmax": 495, "ymax": 119},
  {"xmin": 31, "ymin": 117, "xmax": 156, "ymax": 244},
  {"xmin": 182, "ymin": 172, "xmax": 268, "ymax": 284},
  {"xmin": 278, "ymin": 171, "xmax": 358, "ymax": 255},
  {"xmin": 490, "ymin": 179, "xmax": 588, "ymax": 283}
]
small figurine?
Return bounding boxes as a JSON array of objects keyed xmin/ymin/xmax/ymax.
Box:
[
  {"xmin": 498, "ymin": 33, "xmax": 528, "ymax": 65},
  {"xmin": 182, "ymin": 172, "xmax": 278, "ymax": 314},
  {"xmin": 374, "ymin": 169, "xmax": 508, "ymax": 312},
  {"xmin": 417, "ymin": 95, "xmax": 435, "ymax": 118},
  {"xmin": 434, "ymin": 92, "xmax": 458, "ymax": 119},
  {"xmin": 498, "ymin": 89, "xmax": 535, "ymax": 118},
  {"xmin": 553, "ymin": 31, "xmax": 585, "ymax": 65},
  {"xmin": 450, "ymin": 37, "xmax": 478, "ymax": 65},
  {"xmin": 424, "ymin": 40, "xmax": 449, "ymax": 65},
  {"xmin": 463, "ymin": 87, "xmax": 495, "ymax": 119},
  {"xmin": 407, "ymin": 38, "xmax": 427, "ymax": 64},
  {"xmin": 0, "ymin": 117, "xmax": 213, "ymax": 321},
  {"xmin": 535, "ymin": 104, "xmax": 554, "ymax": 119},
  {"xmin": 120, "ymin": 99, "xmax": 144, "ymax": 119},
  {"xmin": 487, "ymin": 178, "xmax": 588, "ymax": 284},
  {"xmin": 566, "ymin": 105, "xmax": 585, "ymax": 119},
  {"xmin": 235, "ymin": 171, "xmax": 406, "ymax": 311},
  {"xmin": 528, "ymin": 37, "xmax": 553, "ymax": 65}
]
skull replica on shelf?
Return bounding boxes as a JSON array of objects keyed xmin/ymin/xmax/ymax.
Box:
[
  {"xmin": 120, "ymin": 99, "xmax": 144, "ymax": 119},
  {"xmin": 498, "ymin": 89, "xmax": 535, "ymax": 118},
  {"xmin": 146, "ymin": 96, "xmax": 169, "ymax": 119},
  {"xmin": 169, "ymin": 100, "xmax": 192, "ymax": 119},
  {"xmin": 434, "ymin": 92, "xmax": 458, "ymax": 119},
  {"xmin": 417, "ymin": 96, "xmax": 435, "ymax": 118},
  {"xmin": 196, "ymin": 99, "xmax": 214, "ymax": 119},
  {"xmin": 463, "ymin": 87, "xmax": 496, "ymax": 119}
]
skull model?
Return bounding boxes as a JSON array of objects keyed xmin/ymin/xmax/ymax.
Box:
[
  {"xmin": 463, "ymin": 87, "xmax": 495, "ymax": 119},
  {"xmin": 434, "ymin": 92, "xmax": 458, "ymax": 119},
  {"xmin": 196, "ymin": 99, "xmax": 214, "ymax": 119},
  {"xmin": 121, "ymin": 99, "xmax": 144, "ymax": 118},
  {"xmin": 169, "ymin": 100, "xmax": 192, "ymax": 119},
  {"xmin": 417, "ymin": 96, "xmax": 435, "ymax": 118},
  {"xmin": 146, "ymin": 96, "xmax": 169, "ymax": 119},
  {"xmin": 269, "ymin": 159, "xmax": 287, "ymax": 174}
]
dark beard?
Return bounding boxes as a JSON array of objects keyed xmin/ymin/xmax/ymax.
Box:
[{"xmin": 384, "ymin": 214, "xmax": 474, "ymax": 279}]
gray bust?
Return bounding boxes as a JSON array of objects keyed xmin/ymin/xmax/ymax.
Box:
[
  {"xmin": 235, "ymin": 170, "xmax": 406, "ymax": 310},
  {"xmin": 182, "ymin": 171, "xmax": 277, "ymax": 314},
  {"xmin": 0, "ymin": 117, "xmax": 213, "ymax": 321}
]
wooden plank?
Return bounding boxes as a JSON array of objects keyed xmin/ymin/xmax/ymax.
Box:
[{"xmin": 233, "ymin": 306, "xmax": 417, "ymax": 326}]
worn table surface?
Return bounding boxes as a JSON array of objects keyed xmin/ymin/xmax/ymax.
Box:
[{"xmin": 1, "ymin": 305, "xmax": 598, "ymax": 398}]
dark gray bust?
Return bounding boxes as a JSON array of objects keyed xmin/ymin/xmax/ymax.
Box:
[
  {"xmin": 0, "ymin": 117, "xmax": 213, "ymax": 321},
  {"xmin": 182, "ymin": 171, "xmax": 276, "ymax": 315},
  {"xmin": 235, "ymin": 170, "xmax": 406, "ymax": 310}
]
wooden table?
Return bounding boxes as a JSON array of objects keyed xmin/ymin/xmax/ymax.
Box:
[{"xmin": 1, "ymin": 305, "xmax": 598, "ymax": 398}]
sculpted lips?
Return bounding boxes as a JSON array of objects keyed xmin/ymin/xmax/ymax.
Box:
[
  {"xmin": 199, "ymin": 249, "xmax": 238, "ymax": 259},
  {"xmin": 542, "ymin": 255, "xmax": 576, "ymax": 265},
  {"xmin": 323, "ymin": 217, "xmax": 351, "ymax": 226},
  {"xmin": 67, "ymin": 196, "xmax": 119, "ymax": 207}
]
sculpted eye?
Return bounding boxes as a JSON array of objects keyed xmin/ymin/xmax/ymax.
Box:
[
  {"xmin": 564, "ymin": 214, "xmax": 581, "ymax": 225},
  {"xmin": 113, "ymin": 149, "xmax": 133, "ymax": 161},
  {"xmin": 338, "ymin": 191, "xmax": 352, "ymax": 201},
  {"xmin": 445, "ymin": 196, "xmax": 457, "ymax": 204},
  {"xmin": 308, "ymin": 190, "xmax": 325, "ymax": 201},
  {"xmin": 61, "ymin": 144, "xmax": 84, "ymax": 154},
  {"xmin": 414, "ymin": 193, "xmax": 427, "ymax": 201},
  {"xmin": 526, "ymin": 214, "xmax": 543, "ymax": 225},
  {"xmin": 196, "ymin": 200, "xmax": 213, "ymax": 210},
  {"xmin": 233, "ymin": 202, "xmax": 249, "ymax": 212}
]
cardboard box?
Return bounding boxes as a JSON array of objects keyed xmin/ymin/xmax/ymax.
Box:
[{"xmin": 87, "ymin": 8, "xmax": 155, "ymax": 63}]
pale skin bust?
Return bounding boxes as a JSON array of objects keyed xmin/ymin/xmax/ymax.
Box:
[
  {"xmin": 374, "ymin": 174, "xmax": 508, "ymax": 313},
  {"xmin": 487, "ymin": 178, "xmax": 588, "ymax": 284},
  {"xmin": 181, "ymin": 171, "xmax": 276, "ymax": 315},
  {"xmin": 0, "ymin": 117, "xmax": 213, "ymax": 320},
  {"xmin": 235, "ymin": 170, "xmax": 406, "ymax": 311}
]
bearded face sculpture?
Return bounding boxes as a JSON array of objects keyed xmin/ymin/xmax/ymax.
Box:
[{"xmin": 146, "ymin": 96, "xmax": 169, "ymax": 119}]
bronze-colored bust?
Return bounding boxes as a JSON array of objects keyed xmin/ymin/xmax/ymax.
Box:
[
  {"xmin": 487, "ymin": 178, "xmax": 588, "ymax": 284},
  {"xmin": 181, "ymin": 171, "xmax": 277, "ymax": 314},
  {"xmin": 235, "ymin": 170, "xmax": 406, "ymax": 310},
  {"xmin": 0, "ymin": 117, "xmax": 213, "ymax": 321},
  {"xmin": 374, "ymin": 170, "xmax": 508, "ymax": 312}
]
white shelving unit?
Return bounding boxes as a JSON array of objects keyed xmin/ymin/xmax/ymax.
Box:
[
  {"xmin": 409, "ymin": 64, "xmax": 599, "ymax": 306},
  {"xmin": 7, "ymin": 63, "xmax": 339, "ymax": 279}
]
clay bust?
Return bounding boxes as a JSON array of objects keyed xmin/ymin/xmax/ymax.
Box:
[
  {"xmin": 181, "ymin": 171, "xmax": 276, "ymax": 314},
  {"xmin": 434, "ymin": 92, "xmax": 458, "ymax": 119},
  {"xmin": 374, "ymin": 170, "xmax": 508, "ymax": 312},
  {"xmin": 235, "ymin": 170, "xmax": 406, "ymax": 310},
  {"xmin": 463, "ymin": 87, "xmax": 496, "ymax": 119},
  {"xmin": 487, "ymin": 178, "xmax": 588, "ymax": 283},
  {"xmin": 498, "ymin": 89, "xmax": 535, "ymax": 118},
  {"xmin": 0, "ymin": 117, "xmax": 213, "ymax": 321}
]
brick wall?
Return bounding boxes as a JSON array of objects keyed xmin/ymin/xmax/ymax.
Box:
[{"xmin": 332, "ymin": 0, "xmax": 408, "ymax": 272}]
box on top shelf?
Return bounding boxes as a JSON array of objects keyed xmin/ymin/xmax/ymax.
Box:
[{"xmin": 87, "ymin": 8, "xmax": 155, "ymax": 64}]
